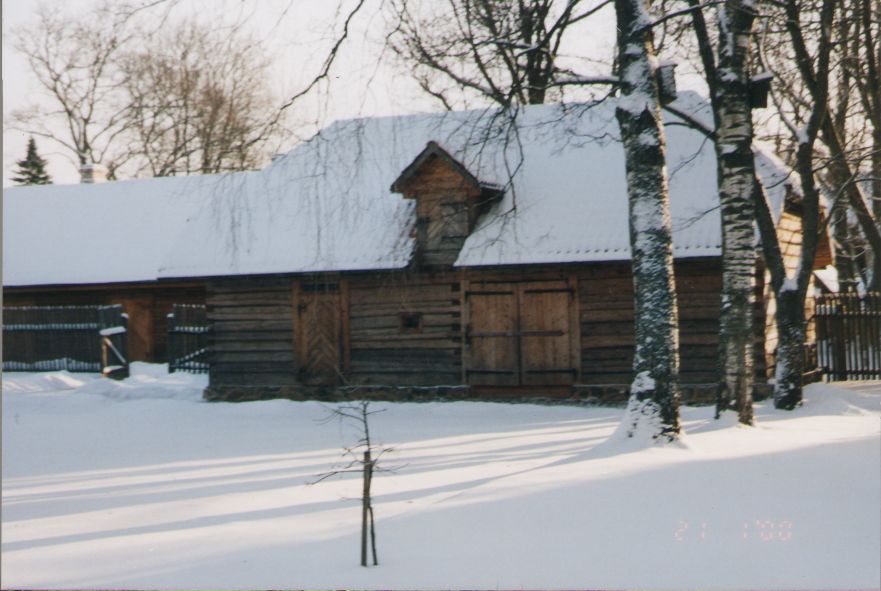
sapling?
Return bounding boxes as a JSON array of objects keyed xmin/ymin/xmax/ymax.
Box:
[{"xmin": 312, "ymin": 400, "xmax": 392, "ymax": 567}]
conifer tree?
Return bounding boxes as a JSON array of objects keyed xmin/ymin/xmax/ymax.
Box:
[{"xmin": 12, "ymin": 138, "xmax": 52, "ymax": 185}]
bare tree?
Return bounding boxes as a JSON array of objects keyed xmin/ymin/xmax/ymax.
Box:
[
  {"xmin": 746, "ymin": 0, "xmax": 835, "ymax": 409},
  {"xmin": 387, "ymin": 0, "xmax": 613, "ymax": 108},
  {"xmin": 10, "ymin": 2, "xmax": 282, "ymax": 179},
  {"xmin": 822, "ymin": 0, "xmax": 881, "ymax": 291},
  {"xmin": 613, "ymin": 0, "xmax": 681, "ymax": 442},
  {"xmin": 758, "ymin": 0, "xmax": 881, "ymax": 293},
  {"xmin": 118, "ymin": 20, "xmax": 278, "ymax": 176},
  {"xmin": 9, "ymin": 3, "xmax": 134, "ymax": 177}
]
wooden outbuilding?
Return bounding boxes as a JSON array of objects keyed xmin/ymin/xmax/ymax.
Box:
[
  {"xmin": 2, "ymin": 175, "xmax": 219, "ymax": 362},
  {"xmin": 153, "ymin": 95, "xmax": 830, "ymax": 403}
]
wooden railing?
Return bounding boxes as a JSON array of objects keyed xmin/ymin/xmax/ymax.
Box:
[
  {"xmin": 3, "ymin": 305, "xmax": 129, "ymax": 377},
  {"xmin": 815, "ymin": 292, "xmax": 881, "ymax": 381},
  {"xmin": 167, "ymin": 304, "xmax": 209, "ymax": 374}
]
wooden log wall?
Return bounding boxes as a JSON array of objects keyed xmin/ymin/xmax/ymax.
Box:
[
  {"xmin": 204, "ymin": 259, "xmax": 785, "ymax": 396},
  {"xmin": 207, "ymin": 276, "xmax": 298, "ymax": 386},
  {"xmin": 577, "ymin": 259, "xmax": 767, "ymax": 386},
  {"xmin": 347, "ymin": 272, "xmax": 463, "ymax": 385}
]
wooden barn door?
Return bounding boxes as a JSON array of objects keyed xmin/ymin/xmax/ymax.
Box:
[
  {"xmin": 520, "ymin": 283, "xmax": 575, "ymax": 385},
  {"xmin": 466, "ymin": 280, "xmax": 577, "ymax": 386},
  {"xmin": 466, "ymin": 284, "xmax": 520, "ymax": 386},
  {"xmin": 294, "ymin": 282, "xmax": 346, "ymax": 385}
]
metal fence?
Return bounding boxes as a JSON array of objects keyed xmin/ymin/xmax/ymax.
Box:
[
  {"xmin": 3, "ymin": 305, "xmax": 129, "ymax": 377},
  {"xmin": 815, "ymin": 292, "xmax": 881, "ymax": 381},
  {"xmin": 167, "ymin": 304, "xmax": 209, "ymax": 373}
]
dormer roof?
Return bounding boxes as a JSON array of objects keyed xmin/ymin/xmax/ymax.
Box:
[{"xmin": 391, "ymin": 141, "xmax": 494, "ymax": 195}]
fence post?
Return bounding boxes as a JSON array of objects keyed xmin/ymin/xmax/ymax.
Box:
[
  {"xmin": 168, "ymin": 311, "xmax": 177, "ymax": 374},
  {"xmin": 100, "ymin": 305, "xmax": 129, "ymax": 380}
]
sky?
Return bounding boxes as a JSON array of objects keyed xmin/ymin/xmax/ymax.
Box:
[{"xmin": 2, "ymin": 0, "xmax": 621, "ymax": 187}]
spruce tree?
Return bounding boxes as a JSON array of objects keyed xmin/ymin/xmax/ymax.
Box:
[{"xmin": 12, "ymin": 138, "xmax": 52, "ymax": 185}]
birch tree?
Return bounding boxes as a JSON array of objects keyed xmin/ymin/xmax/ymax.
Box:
[
  {"xmin": 613, "ymin": 0, "xmax": 681, "ymax": 441},
  {"xmin": 712, "ymin": 1, "xmax": 759, "ymax": 424},
  {"xmin": 668, "ymin": 0, "xmax": 760, "ymax": 424}
]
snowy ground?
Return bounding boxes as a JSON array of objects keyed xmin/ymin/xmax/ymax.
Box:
[{"xmin": 2, "ymin": 363, "xmax": 879, "ymax": 590}]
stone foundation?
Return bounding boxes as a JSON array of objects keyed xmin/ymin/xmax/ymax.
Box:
[{"xmin": 204, "ymin": 382, "xmax": 767, "ymax": 406}]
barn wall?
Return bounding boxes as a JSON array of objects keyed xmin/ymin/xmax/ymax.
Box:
[
  {"xmin": 347, "ymin": 271, "xmax": 463, "ymax": 385},
  {"xmin": 206, "ymin": 276, "xmax": 298, "ymax": 386},
  {"xmin": 576, "ymin": 259, "xmax": 744, "ymax": 386},
  {"xmin": 3, "ymin": 282, "xmax": 205, "ymax": 363},
  {"xmin": 203, "ymin": 258, "xmax": 782, "ymax": 401}
]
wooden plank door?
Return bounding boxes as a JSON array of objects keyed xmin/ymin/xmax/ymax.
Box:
[
  {"xmin": 466, "ymin": 284, "xmax": 520, "ymax": 386},
  {"xmin": 520, "ymin": 283, "xmax": 576, "ymax": 385},
  {"xmin": 295, "ymin": 283, "xmax": 343, "ymax": 385},
  {"xmin": 465, "ymin": 280, "xmax": 577, "ymax": 387}
]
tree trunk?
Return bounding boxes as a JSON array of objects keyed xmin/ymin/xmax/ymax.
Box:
[
  {"xmin": 361, "ymin": 450, "xmax": 370, "ymax": 567},
  {"xmin": 773, "ymin": 287, "xmax": 805, "ymax": 409},
  {"xmin": 831, "ymin": 204, "xmax": 860, "ymax": 293},
  {"xmin": 368, "ymin": 463, "xmax": 378, "ymax": 566},
  {"xmin": 714, "ymin": 0, "xmax": 758, "ymax": 425},
  {"xmin": 614, "ymin": 0, "xmax": 681, "ymax": 442}
]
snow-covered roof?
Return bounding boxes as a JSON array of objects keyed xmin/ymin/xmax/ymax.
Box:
[
  {"xmin": 160, "ymin": 94, "xmax": 793, "ymax": 277},
  {"xmin": 2, "ymin": 174, "xmax": 231, "ymax": 286},
  {"xmin": 3, "ymin": 93, "xmax": 796, "ymax": 286}
]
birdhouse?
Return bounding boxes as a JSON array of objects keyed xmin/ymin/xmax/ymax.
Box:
[
  {"xmin": 749, "ymin": 71, "xmax": 773, "ymax": 108},
  {"xmin": 657, "ymin": 62, "xmax": 678, "ymax": 105}
]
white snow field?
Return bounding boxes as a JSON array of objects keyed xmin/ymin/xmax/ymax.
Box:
[{"xmin": 2, "ymin": 364, "xmax": 879, "ymax": 590}]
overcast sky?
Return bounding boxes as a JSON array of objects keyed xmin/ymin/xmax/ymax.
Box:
[{"xmin": 2, "ymin": 0, "xmax": 621, "ymax": 186}]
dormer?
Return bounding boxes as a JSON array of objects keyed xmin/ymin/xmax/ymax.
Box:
[{"xmin": 391, "ymin": 142, "xmax": 503, "ymax": 268}]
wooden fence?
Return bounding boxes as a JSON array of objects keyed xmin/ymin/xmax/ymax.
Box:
[
  {"xmin": 167, "ymin": 304, "xmax": 209, "ymax": 373},
  {"xmin": 3, "ymin": 305, "xmax": 129, "ymax": 376},
  {"xmin": 815, "ymin": 292, "xmax": 881, "ymax": 381}
]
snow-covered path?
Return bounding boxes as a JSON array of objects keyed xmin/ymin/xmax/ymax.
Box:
[{"xmin": 2, "ymin": 365, "xmax": 879, "ymax": 589}]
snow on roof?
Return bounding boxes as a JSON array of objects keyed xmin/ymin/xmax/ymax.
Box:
[
  {"xmin": 161, "ymin": 93, "xmax": 793, "ymax": 277},
  {"xmin": 4, "ymin": 93, "xmax": 797, "ymax": 286},
  {"xmin": 2, "ymin": 174, "xmax": 228, "ymax": 286}
]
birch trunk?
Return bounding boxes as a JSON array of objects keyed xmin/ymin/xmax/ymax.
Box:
[
  {"xmin": 614, "ymin": 0, "xmax": 681, "ymax": 442},
  {"xmin": 714, "ymin": 0, "xmax": 758, "ymax": 425}
]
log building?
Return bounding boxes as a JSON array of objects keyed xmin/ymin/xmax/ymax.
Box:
[
  {"xmin": 4, "ymin": 96, "xmax": 830, "ymax": 398},
  {"xmin": 2, "ymin": 175, "xmax": 218, "ymax": 362},
  {"xmin": 156, "ymin": 96, "xmax": 830, "ymax": 402}
]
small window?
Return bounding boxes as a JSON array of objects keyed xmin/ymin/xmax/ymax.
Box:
[{"xmin": 399, "ymin": 312, "xmax": 423, "ymax": 334}]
